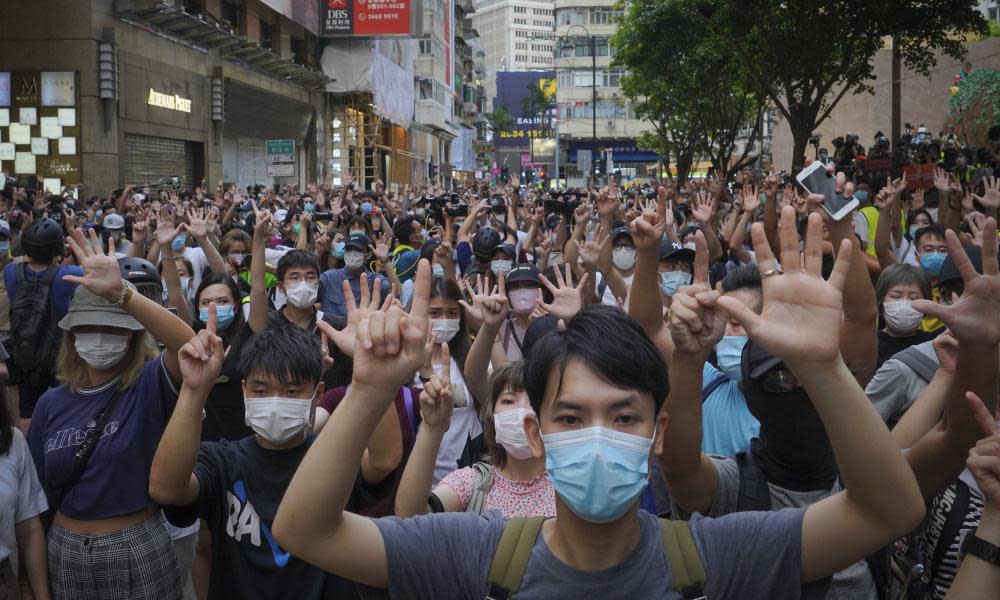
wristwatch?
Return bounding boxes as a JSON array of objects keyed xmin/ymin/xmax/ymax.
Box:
[{"xmin": 961, "ymin": 533, "xmax": 1000, "ymax": 567}]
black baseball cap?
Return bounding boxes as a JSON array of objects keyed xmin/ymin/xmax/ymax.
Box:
[
  {"xmin": 741, "ymin": 339, "xmax": 784, "ymax": 381},
  {"xmin": 495, "ymin": 243, "xmax": 517, "ymax": 259},
  {"xmin": 938, "ymin": 246, "xmax": 983, "ymax": 289},
  {"xmin": 611, "ymin": 226, "xmax": 633, "ymax": 243},
  {"xmin": 344, "ymin": 233, "xmax": 372, "ymax": 252},
  {"xmin": 506, "ymin": 263, "xmax": 541, "ymax": 286},
  {"xmin": 658, "ymin": 240, "xmax": 695, "ymax": 263}
]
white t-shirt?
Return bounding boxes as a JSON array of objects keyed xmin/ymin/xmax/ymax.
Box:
[
  {"xmin": 0, "ymin": 428, "xmax": 47, "ymax": 562},
  {"xmin": 425, "ymin": 357, "xmax": 483, "ymax": 485},
  {"xmin": 596, "ymin": 272, "xmax": 634, "ymax": 307}
]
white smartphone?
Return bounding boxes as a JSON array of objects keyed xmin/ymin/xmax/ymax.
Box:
[{"xmin": 795, "ymin": 161, "xmax": 858, "ymax": 221}]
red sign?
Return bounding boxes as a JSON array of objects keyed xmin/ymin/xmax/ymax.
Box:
[
  {"xmin": 319, "ymin": 0, "xmax": 411, "ymax": 36},
  {"xmin": 520, "ymin": 152, "xmax": 531, "ymax": 167}
]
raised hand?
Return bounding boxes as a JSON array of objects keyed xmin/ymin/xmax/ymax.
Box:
[
  {"xmin": 597, "ymin": 187, "xmax": 618, "ymax": 219},
  {"xmin": 972, "ymin": 175, "xmax": 1000, "ymax": 209},
  {"xmin": 419, "ymin": 343, "xmax": 454, "ymax": 429},
  {"xmin": 578, "ymin": 228, "xmax": 609, "ymax": 268},
  {"xmin": 156, "ymin": 205, "xmax": 184, "ymax": 248},
  {"xmin": 351, "ymin": 260, "xmax": 432, "ymax": 388},
  {"xmin": 186, "ymin": 207, "xmax": 209, "ymax": 239},
  {"xmin": 912, "ymin": 218, "xmax": 1000, "ymax": 346},
  {"xmin": 251, "ymin": 200, "xmax": 273, "ymax": 245},
  {"xmin": 933, "ymin": 167, "xmax": 949, "ymax": 196},
  {"xmin": 691, "ymin": 190, "xmax": 715, "ymax": 225},
  {"xmin": 178, "ymin": 302, "xmax": 225, "ymax": 390},
  {"xmin": 669, "ymin": 231, "xmax": 726, "ymax": 356},
  {"xmin": 574, "ymin": 201, "xmax": 591, "ymax": 226},
  {"xmin": 132, "ymin": 210, "xmax": 151, "ymax": 246},
  {"xmin": 717, "ymin": 207, "xmax": 852, "ymax": 366},
  {"xmin": 538, "ymin": 263, "xmax": 588, "ymax": 321},
  {"xmin": 62, "ymin": 228, "xmax": 127, "ymax": 301},
  {"xmin": 318, "ymin": 272, "xmax": 388, "ymax": 358},
  {"xmin": 373, "ymin": 232, "xmax": 392, "ymax": 263},
  {"xmin": 762, "ymin": 171, "xmax": 779, "ymax": 199},
  {"xmin": 459, "ymin": 272, "xmax": 508, "ymax": 330},
  {"xmin": 911, "ymin": 187, "xmax": 925, "ymax": 211},
  {"xmin": 932, "ymin": 330, "xmax": 959, "ymax": 374},
  {"xmin": 888, "ymin": 173, "xmax": 908, "ymax": 201},
  {"xmin": 742, "ymin": 184, "xmax": 761, "ymax": 213},
  {"xmin": 631, "ymin": 186, "xmax": 667, "ymax": 250},
  {"xmin": 965, "ymin": 391, "xmax": 1000, "ymax": 508}
]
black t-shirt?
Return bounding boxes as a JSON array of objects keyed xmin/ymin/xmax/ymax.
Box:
[
  {"xmin": 201, "ymin": 324, "xmax": 255, "ymax": 443},
  {"xmin": 877, "ymin": 329, "xmax": 938, "ymax": 370},
  {"xmin": 266, "ymin": 307, "xmax": 353, "ymax": 389},
  {"xmin": 191, "ymin": 435, "xmax": 372, "ymax": 600}
]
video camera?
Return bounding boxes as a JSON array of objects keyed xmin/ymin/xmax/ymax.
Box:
[{"xmin": 544, "ymin": 190, "xmax": 582, "ymax": 216}]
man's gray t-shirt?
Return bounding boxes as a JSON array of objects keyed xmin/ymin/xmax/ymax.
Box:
[
  {"xmin": 671, "ymin": 456, "xmax": 875, "ymax": 600},
  {"xmin": 374, "ymin": 507, "xmax": 804, "ymax": 599}
]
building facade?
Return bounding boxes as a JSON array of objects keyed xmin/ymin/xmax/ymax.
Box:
[
  {"xmin": 0, "ymin": 0, "xmax": 329, "ymax": 195},
  {"xmin": 472, "ymin": 0, "xmax": 555, "ymax": 111},
  {"xmin": 552, "ymin": 1, "xmax": 656, "ymax": 183}
]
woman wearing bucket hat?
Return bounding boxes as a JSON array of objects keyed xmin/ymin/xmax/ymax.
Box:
[{"xmin": 26, "ymin": 228, "xmax": 195, "ymax": 599}]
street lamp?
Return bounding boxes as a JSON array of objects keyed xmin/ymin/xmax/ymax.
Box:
[{"xmin": 557, "ymin": 24, "xmax": 597, "ymax": 185}]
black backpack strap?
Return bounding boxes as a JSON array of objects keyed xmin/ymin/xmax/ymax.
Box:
[
  {"xmin": 48, "ymin": 387, "xmax": 125, "ymax": 514},
  {"xmin": 928, "ymin": 480, "xmax": 972, "ymax": 584},
  {"xmin": 892, "ymin": 345, "xmax": 938, "ymax": 383},
  {"xmin": 701, "ymin": 372, "xmax": 730, "ymax": 404},
  {"xmin": 734, "ymin": 451, "xmax": 771, "ymax": 512},
  {"xmin": 596, "ymin": 275, "xmax": 608, "ymax": 300}
]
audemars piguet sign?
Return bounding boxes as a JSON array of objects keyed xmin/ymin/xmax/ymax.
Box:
[{"xmin": 147, "ymin": 88, "xmax": 192, "ymax": 113}]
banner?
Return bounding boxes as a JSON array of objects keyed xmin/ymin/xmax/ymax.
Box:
[{"xmin": 320, "ymin": 0, "xmax": 413, "ymax": 36}]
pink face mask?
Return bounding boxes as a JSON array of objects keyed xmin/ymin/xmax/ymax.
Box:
[{"xmin": 508, "ymin": 288, "xmax": 538, "ymax": 315}]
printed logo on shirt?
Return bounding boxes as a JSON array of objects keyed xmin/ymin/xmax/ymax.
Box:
[
  {"xmin": 44, "ymin": 422, "xmax": 119, "ymax": 453},
  {"xmin": 225, "ymin": 480, "xmax": 291, "ymax": 567}
]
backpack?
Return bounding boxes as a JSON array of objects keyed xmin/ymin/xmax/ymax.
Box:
[
  {"xmin": 467, "ymin": 462, "xmax": 494, "ymax": 514},
  {"xmin": 486, "ymin": 516, "xmax": 706, "ymax": 600},
  {"xmin": 733, "ymin": 451, "xmax": 891, "ymax": 600},
  {"xmin": 891, "ymin": 345, "xmax": 939, "ymax": 384},
  {"xmin": 10, "ymin": 263, "xmax": 61, "ymax": 388}
]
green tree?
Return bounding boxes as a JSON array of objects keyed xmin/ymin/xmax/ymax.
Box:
[
  {"xmin": 694, "ymin": 0, "xmax": 988, "ymax": 171},
  {"xmin": 626, "ymin": 78, "xmax": 701, "ymax": 183},
  {"xmin": 948, "ymin": 68, "xmax": 1000, "ymax": 148},
  {"xmin": 484, "ymin": 106, "xmax": 516, "ymax": 170},
  {"xmin": 613, "ymin": 0, "xmax": 764, "ymax": 182}
]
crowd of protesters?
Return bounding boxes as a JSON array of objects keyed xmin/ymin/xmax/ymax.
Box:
[{"xmin": 0, "ymin": 120, "xmax": 998, "ymax": 600}]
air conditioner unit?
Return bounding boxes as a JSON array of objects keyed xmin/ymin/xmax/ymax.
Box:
[{"xmin": 607, "ymin": 120, "xmax": 615, "ymax": 128}]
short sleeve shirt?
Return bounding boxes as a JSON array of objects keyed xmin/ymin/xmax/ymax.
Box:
[
  {"xmin": 0, "ymin": 427, "xmax": 48, "ymax": 561},
  {"xmin": 439, "ymin": 464, "xmax": 556, "ymax": 518},
  {"xmin": 374, "ymin": 508, "xmax": 805, "ymax": 599}
]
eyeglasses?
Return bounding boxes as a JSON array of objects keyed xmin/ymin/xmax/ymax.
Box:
[{"xmin": 759, "ymin": 368, "xmax": 801, "ymax": 394}]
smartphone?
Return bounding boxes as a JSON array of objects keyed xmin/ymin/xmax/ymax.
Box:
[{"xmin": 795, "ymin": 161, "xmax": 858, "ymax": 221}]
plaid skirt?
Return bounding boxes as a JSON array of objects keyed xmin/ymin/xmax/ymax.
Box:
[{"xmin": 48, "ymin": 515, "xmax": 181, "ymax": 600}]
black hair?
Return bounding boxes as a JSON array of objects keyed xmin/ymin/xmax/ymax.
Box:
[
  {"xmin": 393, "ymin": 216, "xmax": 418, "ymax": 246},
  {"xmin": 238, "ymin": 327, "xmax": 323, "ymax": 386},
  {"xmin": 523, "ymin": 305, "xmax": 668, "ymax": 415},
  {"xmin": 344, "ymin": 214, "xmax": 373, "ymax": 238},
  {"xmin": 0, "ymin": 386, "xmax": 11, "ymax": 455},
  {"xmin": 428, "ymin": 277, "xmax": 472, "ymax": 390},
  {"xmin": 905, "ymin": 208, "xmax": 934, "ymax": 234},
  {"xmin": 720, "ymin": 264, "xmax": 762, "ymax": 294},
  {"xmin": 277, "ymin": 249, "xmax": 321, "ymax": 283},
  {"xmin": 481, "ymin": 361, "xmax": 526, "ymax": 468},
  {"xmin": 914, "ymin": 223, "xmax": 946, "ymax": 248},
  {"xmin": 194, "ymin": 272, "xmax": 246, "ymax": 344}
]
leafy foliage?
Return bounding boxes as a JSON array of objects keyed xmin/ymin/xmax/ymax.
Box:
[{"xmin": 948, "ymin": 68, "xmax": 1000, "ymax": 148}]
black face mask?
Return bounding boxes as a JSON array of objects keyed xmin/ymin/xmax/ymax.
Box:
[{"xmin": 742, "ymin": 378, "xmax": 838, "ymax": 492}]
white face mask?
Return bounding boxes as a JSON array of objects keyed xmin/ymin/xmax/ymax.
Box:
[
  {"xmin": 883, "ymin": 299, "xmax": 923, "ymax": 335},
  {"xmin": 244, "ymin": 395, "xmax": 314, "ymax": 444},
  {"xmin": 74, "ymin": 331, "xmax": 130, "ymax": 370},
  {"xmin": 491, "ymin": 259, "xmax": 513, "ymax": 275},
  {"xmin": 429, "ymin": 318, "xmax": 461, "ymax": 343},
  {"xmin": 493, "ymin": 407, "xmax": 536, "ymax": 460},
  {"xmin": 284, "ymin": 280, "xmax": 319, "ymax": 309},
  {"xmin": 612, "ymin": 247, "xmax": 636, "ymax": 270},
  {"xmin": 344, "ymin": 250, "xmax": 365, "ymax": 270}
]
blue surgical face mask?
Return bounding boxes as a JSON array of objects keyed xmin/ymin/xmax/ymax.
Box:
[
  {"xmin": 172, "ymin": 235, "xmax": 187, "ymax": 252},
  {"xmin": 854, "ymin": 190, "xmax": 869, "ymax": 203},
  {"xmin": 200, "ymin": 304, "xmax": 235, "ymax": 330},
  {"xmin": 361, "ymin": 202, "xmax": 373, "ymax": 215},
  {"xmin": 333, "ymin": 241, "xmax": 346, "ymax": 259},
  {"xmin": 659, "ymin": 270, "xmax": 691, "ymax": 297},
  {"xmin": 542, "ymin": 426, "xmax": 654, "ymax": 523},
  {"xmin": 95, "ymin": 210, "xmax": 103, "ymax": 219},
  {"xmin": 0, "ymin": 241, "xmax": 9, "ymax": 255},
  {"xmin": 919, "ymin": 251, "xmax": 947, "ymax": 277},
  {"xmin": 715, "ymin": 335, "xmax": 748, "ymax": 382},
  {"xmin": 303, "ymin": 202, "xmax": 315, "ymax": 213},
  {"xmin": 432, "ymin": 263, "xmax": 445, "ymax": 278}
]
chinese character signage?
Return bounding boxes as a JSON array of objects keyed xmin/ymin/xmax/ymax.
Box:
[
  {"xmin": 0, "ymin": 70, "xmax": 80, "ymax": 184},
  {"xmin": 495, "ymin": 71, "xmax": 555, "ymax": 149},
  {"xmin": 319, "ymin": 0, "xmax": 413, "ymax": 36}
]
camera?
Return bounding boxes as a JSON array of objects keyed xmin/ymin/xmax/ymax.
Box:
[
  {"xmin": 544, "ymin": 195, "xmax": 581, "ymax": 216},
  {"xmin": 445, "ymin": 201, "xmax": 468, "ymax": 217},
  {"xmin": 312, "ymin": 212, "xmax": 333, "ymax": 221},
  {"xmin": 487, "ymin": 194, "xmax": 506, "ymax": 214},
  {"xmin": 809, "ymin": 134, "xmax": 822, "ymax": 147}
]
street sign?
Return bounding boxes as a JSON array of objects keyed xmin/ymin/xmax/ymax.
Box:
[
  {"xmin": 266, "ymin": 139, "xmax": 295, "ymax": 177},
  {"xmin": 577, "ymin": 149, "xmax": 592, "ymax": 175},
  {"xmin": 520, "ymin": 152, "xmax": 531, "ymax": 167},
  {"xmin": 606, "ymin": 149, "xmax": 613, "ymax": 175}
]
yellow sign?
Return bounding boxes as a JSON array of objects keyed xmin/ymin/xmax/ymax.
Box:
[{"xmin": 147, "ymin": 89, "xmax": 192, "ymax": 113}]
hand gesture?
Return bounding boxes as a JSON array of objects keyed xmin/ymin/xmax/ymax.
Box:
[
  {"xmin": 913, "ymin": 218, "xmax": 1000, "ymax": 346},
  {"xmin": 965, "ymin": 212, "xmax": 987, "ymax": 248},
  {"xmin": 932, "ymin": 330, "xmax": 959, "ymax": 374},
  {"xmin": 972, "ymin": 175, "xmax": 1000, "ymax": 209},
  {"xmin": 351, "ymin": 261, "xmax": 432, "ymax": 388},
  {"xmin": 669, "ymin": 231, "xmax": 726, "ymax": 356},
  {"xmin": 597, "ymin": 188, "xmax": 618, "ymax": 218},
  {"xmin": 574, "ymin": 201, "xmax": 591, "ymax": 225},
  {"xmin": 529, "ymin": 206, "xmax": 544, "ymax": 227},
  {"xmin": 538, "ymin": 264, "xmax": 588, "ymax": 321},
  {"xmin": 62, "ymin": 228, "xmax": 128, "ymax": 301},
  {"xmin": 251, "ymin": 201, "xmax": 273, "ymax": 245},
  {"xmin": 155, "ymin": 205, "xmax": 184, "ymax": 248},
  {"xmin": 373, "ymin": 232, "xmax": 391, "ymax": 263},
  {"xmin": 458, "ymin": 272, "xmax": 508, "ymax": 330},
  {"xmin": 578, "ymin": 228, "xmax": 609, "ymax": 268},
  {"xmin": 418, "ymin": 343, "xmax": 454, "ymax": 430},
  {"xmin": 132, "ymin": 210, "xmax": 151, "ymax": 245},
  {"xmin": 965, "ymin": 391, "xmax": 1000, "ymax": 508},
  {"xmin": 691, "ymin": 190, "xmax": 715, "ymax": 225},
  {"xmin": 933, "ymin": 167, "xmax": 950, "ymax": 196},
  {"xmin": 911, "ymin": 187, "xmax": 925, "ymax": 211},
  {"xmin": 178, "ymin": 303, "xmax": 225, "ymax": 391},
  {"xmin": 717, "ymin": 207, "xmax": 852, "ymax": 366},
  {"xmin": 888, "ymin": 173, "xmax": 908, "ymax": 200},
  {"xmin": 762, "ymin": 171, "xmax": 779, "ymax": 199},
  {"xmin": 631, "ymin": 186, "xmax": 667, "ymax": 250},
  {"xmin": 186, "ymin": 207, "xmax": 209, "ymax": 239},
  {"xmin": 874, "ymin": 187, "xmax": 894, "ymax": 211},
  {"xmin": 742, "ymin": 184, "xmax": 761, "ymax": 213}
]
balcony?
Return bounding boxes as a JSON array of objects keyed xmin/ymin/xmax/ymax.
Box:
[{"xmin": 115, "ymin": 0, "xmax": 331, "ymax": 88}]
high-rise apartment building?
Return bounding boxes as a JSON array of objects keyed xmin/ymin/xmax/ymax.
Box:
[{"xmin": 472, "ymin": 0, "xmax": 555, "ymax": 110}]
